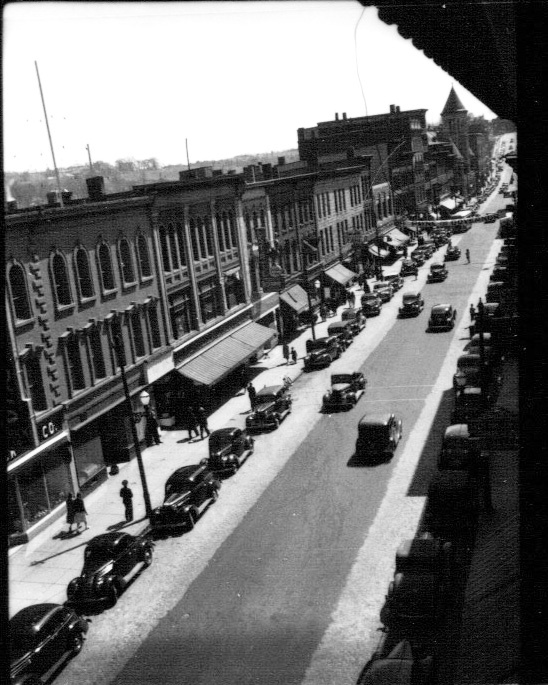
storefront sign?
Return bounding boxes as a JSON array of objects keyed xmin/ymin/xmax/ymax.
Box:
[{"xmin": 37, "ymin": 411, "xmax": 64, "ymax": 443}]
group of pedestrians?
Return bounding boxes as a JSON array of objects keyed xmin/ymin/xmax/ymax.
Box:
[
  {"xmin": 282, "ymin": 343, "xmax": 298, "ymax": 365},
  {"xmin": 65, "ymin": 492, "xmax": 88, "ymax": 534},
  {"xmin": 183, "ymin": 405, "xmax": 211, "ymax": 441}
]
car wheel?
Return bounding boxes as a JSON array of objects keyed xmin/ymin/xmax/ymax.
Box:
[
  {"xmin": 142, "ymin": 546, "xmax": 153, "ymax": 567},
  {"xmin": 273, "ymin": 416, "xmax": 280, "ymax": 428},
  {"xmin": 70, "ymin": 630, "xmax": 85, "ymax": 655},
  {"xmin": 106, "ymin": 582, "xmax": 119, "ymax": 608},
  {"xmin": 187, "ymin": 509, "xmax": 196, "ymax": 530}
]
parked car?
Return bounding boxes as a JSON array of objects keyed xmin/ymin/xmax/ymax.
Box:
[
  {"xmin": 451, "ymin": 386, "xmax": 489, "ymax": 424},
  {"xmin": 206, "ymin": 427, "xmax": 254, "ymax": 476},
  {"xmin": 400, "ymin": 259, "xmax": 419, "ymax": 277},
  {"xmin": 303, "ymin": 336, "xmax": 341, "ymax": 370},
  {"xmin": 427, "ymin": 263, "xmax": 448, "ymax": 283},
  {"xmin": 428, "ymin": 304, "xmax": 457, "ymax": 331},
  {"xmin": 410, "ymin": 251, "xmax": 426, "ymax": 266},
  {"xmin": 322, "ymin": 372, "xmax": 367, "ymax": 412},
  {"xmin": 355, "ymin": 413, "xmax": 403, "ymax": 461},
  {"xmin": 373, "ymin": 281, "xmax": 394, "ymax": 303},
  {"xmin": 67, "ymin": 532, "xmax": 154, "ymax": 607},
  {"xmin": 384, "ymin": 273, "xmax": 404, "ymax": 292},
  {"xmin": 356, "ymin": 639, "xmax": 433, "ymax": 685},
  {"xmin": 444, "ymin": 245, "xmax": 461, "ymax": 261},
  {"xmin": 453, "ymin": 353, "xmax": 489, "ymax": 390},
  {"xmin": 398, "ymin": 292, "xmax": 424, "ymax": 318},
  {"xmin": 341, "ymin": 307, "xmax": 366, "ymax": 334},
  {"xmin": 395, "ymin": 534, "xmax": 453, "ymax": 577},
  {"xmin": 438, "ymin": 424, "xmax": 481, "ymax": 470},
  {"xmin": 246, "ymin": 384, "xmax": 292, "ymax": 431},
  {"xmin": 424, "ymin": 469, "xmax": 478, "ymax": 540},
  {"xmin": 484, "ymin": 213, "xmax": 497, "ymax": 223},
  {"xmin": 361, "ymin": 292, "xmax": 382, "ymax": 316},
  {"xmin": 421, "ymin": 241, "xmax": 437, "ymax": 257},
  {"xmin": 327, "ymin": 320, "xmax": 354, "ymax": 349},
  {"xmin": 10, "ymin": 604, "xmax": 90, "ymax": 685},
  {"xmin": 150, "ymin": 463, "xmax": 221, "ymax": 532}
]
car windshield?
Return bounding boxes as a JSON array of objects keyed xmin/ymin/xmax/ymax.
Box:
[
  {"xmin": 209, "ymin": 434, "xmax": 230, "ymax": 451},
  {"xmin": 362, "ymin": 294, "xmax": 377, "ymax": 301},
  {"xmin": 403, "ymin": 294, "xmax": 418, "ymax": 303},
  {"xmin": 84, "ymin": 545, "xmax": 116, "ymax": 567},
  {"xmin": 256, "ymin": 393, "xmax": 277, "ymax": 404},
  {"xmin": 431, "ymin": 264, "xmax": 444, "ymax": 271}
]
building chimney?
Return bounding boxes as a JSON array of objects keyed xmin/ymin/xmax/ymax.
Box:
[
  {"xmin": 86, "ymin": 176, "xmax": 105, "ymax": 200},
  {"xmin": 396, "ymin": 106, "xmax": 400, "ymax": 113},
  {"xmin": 342, "ymin": 112, "xmax": 347, "ymax": 120},
  {"xmin": 390, "ymin": 104, "xmax": 396, "ymax": 114},
  {"xmin": 277, "ymin": 157, "xmax": 286, "ymax": 166}
]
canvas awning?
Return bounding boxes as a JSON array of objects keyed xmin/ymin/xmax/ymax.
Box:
[
  {"xmin": 177, "ymin": 322, "xmax": 276, "ymax": 386},
  {"xmin": 452, "ymin": 209, "xmax": 473, "ymax": 219},
  {"xmin": 368, "ymin": 245, "xmax": 390, "ymax": 259},
  {"xmin": 385, "ymin": 228, "xmax": 410, "ymax": 246},
  {"xmin": 439, "ymin": 197, "xmax": 458, "ymax": 211},
  {"xmin": 279, "ymin": 284, "xmax": 309, "ymax": 313},
  {"xmin": 324, "ymin": 264, "xmax": 357, "ymax": 286}
]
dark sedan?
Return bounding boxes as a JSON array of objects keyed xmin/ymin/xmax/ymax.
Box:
[
  {"xmin": 356, "ymin": 639, "xmax": 433, "ymax": 685},
  {"xmin": 444, "ymin": 245, "xmax": 461, "ymax": 261},
  {"xmin": 206, "ymin": 427, "xmax": 254, "ymax": 476},
  {"xmin": 10, "ymin": 604, "xmax": 89, "ymax": 685},
  {"xmin": 398, "ymin": 292, "xmax": 424, "ymax": 318},
  {"xmin": 428, "ymin": 304, "xmax": 457, "ymax": 331},
  {"xmin": 361, "ymin": 292, "xmax": 382, "ymax": 317},
  {"xmin": 427, "ymin": 263, "xmax": 448, "ymax": 283},
  {"xmin": 400, "ymin": 259, "xmax": 418, "ymax": 277},
  {"xmin": 67, "ymin": 532, "xmax": 154, "ymax": 607},
  {"xmin": 410, "ymin": 250, "xmax": 426, "ymax": 266}
]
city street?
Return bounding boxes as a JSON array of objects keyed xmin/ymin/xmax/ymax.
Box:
[{"xmin": 51, "ymin": 204, "xmax": 506, "ymax": 685}]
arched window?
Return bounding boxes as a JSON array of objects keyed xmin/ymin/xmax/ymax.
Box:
[
  {"xmin": 8, "ymin": 262, "xmax": 32, "ymax": 321},
  {"xmin": 97, "ymin": 242, "xmax": 116, "ymax": 292},
  {"xmin": 75, "ymin": 246, "xmax": 95, "ymax": 300},
  {"xmin": 51, "ymin": 252, "xmax": 73, "ymax": 306},
  {"xmin": 119, "ymin": 237, "xmax": 136, "ymax": 285},
  {"xmin": 136, "ymin": 234, "xmax": 152, "ymax": 278}
]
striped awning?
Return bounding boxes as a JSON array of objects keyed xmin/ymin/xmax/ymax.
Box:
[
  {"xmin": 324, "ymin": 264, "xmax": 357, "ymax": 286},
  {"xmin": 279, "ymin": 284, "xmax": 309, "ymax": 313},
  {"xmin": 177, "ymin": 322, "xmax": 276, "ymax": 386}
]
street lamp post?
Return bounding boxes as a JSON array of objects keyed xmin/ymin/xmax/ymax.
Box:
[
  {"xmin": 112, "ymin": 333, "xmax": 153, "ymax": 519},
  {"xmin": 477, "ymin": 298, "xmax": 486, "ymax": 393}
]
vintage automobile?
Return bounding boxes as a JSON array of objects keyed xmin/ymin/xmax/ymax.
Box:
[
  {"xmin": 444, "ymin": 245, "xmax": 461, "ymax": 261},
  {"xmin": 484, "ymin": 213, "xmax": 497, "ymax": 223},
  {"xmin": 355, "ymin": 413, "xmax": 403, "ymax": 460},
  {"xmin": 246, "ymin": 384, "xmax": 292, "ymax": 431},
  {"xmin": 428, "ymin": 304, "xmax": 457, "ymax": 331},
  {"xmin": 206, "ymin": 427, "xmax": 254, "ymax": 476},
  {"xmin": 427, "ymin": 263, "xmax": 448, "ymax": 283},
  {"xmin": 384, "ymin": 273, "xmax": 404, "ymax": 292},
  {"xmin": 437, "ymin": 424, "xmax": 481, "ymax": 470},
  {"xmin": 303, "ymin": 336, "xmax": 341, "ymax": 370},
  {"xmin": 400, "ymin": 258, "xmax": 419, "ymax": 277},
  {"xmin": 150, "ymin": 463, "xmax": 221, "ymax": 532},
  {"xmin": 398, "ymin": 292, "xmax": 424, "ymax": 318},
  {"xmin": 322, "ymin": 372, "xmax": 367, "ymax": 412},
  {"xmin": 10, "ymin": 604, "xmax": 90, "ymax": 685},
  {"xmin": 451, "ymin": 386, "xmax": 489, "ymax": 425},
  {"xmin": 356, "ymin": 639, "xmax": 433, "ymax": 685},
  {"xmin": 410, "ymin": 250, "xmax": 426, "ymax": 266},
  {"xmin": 341, "ymin": 307, "xmax": 367, "ymax": 334},
  {"xmin": 424, "ymin": 469, "xmax": 478, "ymax": 540},
  {"xmin": 361, "ymin": 292, "xmax": 382, "ymax": 316},
  {"xmin": 395, "ymin": 534, "xmax": 453, "ymax": 577},
  {"xmin": 431, "ymin": 231, "xmax": 450, "ymax": 247},
  {"xmin": 327, "ymin": 321, "xmax": 354, "ymax": 349},
  {"xmin": 421, "ymin": 241, "xmax": 437, "ymax": 257},
  {"xmin": 372, "ymin": 281, "xmax": 394, "ymax": 303},
  {"xmin": 66, "ymin": 532, "xmax": 154, "ymax": 607},
  {"xmin": 453, "ymin": 353, "xmax": 490, "ymax": 390}
]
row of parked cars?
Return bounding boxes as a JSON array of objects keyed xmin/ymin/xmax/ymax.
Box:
[{"xmin": 356, "ymin": 228, "xmax": 518, "ymax": 684}]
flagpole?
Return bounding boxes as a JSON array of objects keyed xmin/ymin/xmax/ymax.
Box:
[{"xmin": 35, "ymin": 61, "xmax": 64, "ymax": 208}]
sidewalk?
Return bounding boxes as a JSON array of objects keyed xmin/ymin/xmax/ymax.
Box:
[{"xmin": 8, "ymin": 279, "xmax": 372, "ymax": 618}]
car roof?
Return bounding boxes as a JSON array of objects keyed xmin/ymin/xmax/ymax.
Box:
[
  {"xmin": 210, "ymin": 427, "xmax": 238, "ymax": 439},
  {"xmin": 402, "ymin": 291, "xmax": 420, "ymax": 298},
  {"xmin": 431, "ymin": 262, "xmax": 444, "ymax": 268},
  {"xmin": 432, "ymin": 303, "xmax": 452, "ymax": 312},
  {"xmin": 10, "ymin": 603, "xmax": 67, "ymax": 633},
  {"xmin": 257, "ymin": 384, "xmax": 284, "ymax": 395},
  {"xmin": 358, "ymin": 413, "xmax": 393, "ymax": 427},
  {"xmin": 444, "ymin": 424, "xmax": 470, "ymax": 440},
  {"xmin": 86, "ymin": 531, "xmax": 133, "ymax": 549},
  {"xmin": 167, "ymin": 464, "xmax": 205, "ymax": 484}
]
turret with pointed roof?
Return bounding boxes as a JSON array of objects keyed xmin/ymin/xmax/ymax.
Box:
[{"xmin": 441, "ymin": 86, "xmax": 468, "ymax": 116}]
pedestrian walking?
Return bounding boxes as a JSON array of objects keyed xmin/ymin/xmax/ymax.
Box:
[
  {"xmin": 282, "ymin": 342, "xmax": 290, "ymax": 365},
  {"xmin": 290, "ymin": 347, "xmax": 297, "ymax": 365},
  {"xmin": 120, "ymin": 480, "xmax": 134, "ymax": 522},
  {"xmin": 186, "ymin": 406, "xmax": 199, "ymax": 441},
  {"xmin": 196, "ymin": 406, "xmax": 211, "ymax": 439},
  {"xmin": 349, "ymin": 290, "xmax": 356, "ymax": 307},
  {"xmin": 469, "ymin": 304, "xmax": 476, "ymax": 321},
  {"xmin": 144, "ymin": 408, "xmax": 162, "ymax": 446},
  {"xmin": 466, "ymin": 248, "xmax": 471, "ymax": 263},
  {"xmin": 65, "ymin": 493, "xmax": 76, "ymax": 533},
  {"xmin": 346, "ymin": 289, "xmax": 353, "ymax": 307},
  {"xmin": 320, "ymin": 303, "xmax": 327, "ymax": 321},
  {"xmin": 73, "ymin": 493, "xmax": 88, "ymax": 533},
  {"xmin": 247, "ymin": 382, "xmax": 257, "ymax": 411}
]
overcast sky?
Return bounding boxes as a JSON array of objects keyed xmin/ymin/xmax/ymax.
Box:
[{"xmin": 3, "ymin": 1, "xmax": 497, "ymax": 173}]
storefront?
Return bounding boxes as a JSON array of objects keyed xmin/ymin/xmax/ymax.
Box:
[
  {"xmin": 323, "ymin": 264, "xmax": 357, "ymax": 307},
  {"xmin": 279, "ymin": 284, "xmax": 311, "ymax": 339}
]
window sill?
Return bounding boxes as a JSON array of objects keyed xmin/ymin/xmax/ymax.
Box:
[
  {"xmin": 122, "ymin": 280, "xmax": 138, "ymax": 290},
  {"xmin": 101, "ymin": 288, "xmax": 118, "ymax": 298},
  {"xmin": 78, "ymin": 295, "xmax": 96, "ymax": 306},
  {"xmin": 139, "ymin": 275, "xmax": 154, "ymax": 284},
  {"xmin": 14, "ymin": 317, "xmax": 35, "ymax": 330},
  {"xmin": 56, "ymin": 303, "xmax": 75, "ymax": 315}
]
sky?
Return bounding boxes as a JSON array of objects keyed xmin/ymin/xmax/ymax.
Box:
[{"xmin": 2, "ymin": 1, "xmax": 497, "ymax": 173}]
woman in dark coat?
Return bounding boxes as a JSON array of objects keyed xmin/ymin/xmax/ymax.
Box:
[
  {"xmin": 66, "ymin": 493, "xmax": 75, "ymax": 533},
  {"xmin": 73, "ymin": 493, "xmax": 88, "ymax": 533}
]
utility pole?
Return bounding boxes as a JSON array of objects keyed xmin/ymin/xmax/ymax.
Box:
[
  {"xmin": 35, "ymin": 61, "xmax": 64, "ymax": 207},
  {"xmin": 86, "ymin": 144, "xmax": 93, "ymax": 174}
]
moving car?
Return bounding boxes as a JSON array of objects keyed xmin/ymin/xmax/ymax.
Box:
[
  {"xmin": 384, "ymin": 273, "xmax": 404, "ymax": 292},
  {"xmin": 246, "ymin": 384, "xmax": 292, "ymax": 431},
  {"xmin": 356, "ymin": 639, "xmax": 433, "ymax": 685},
  {"xmin": 67, "ymin": 532, "xmax": 154, "ymax": 607},
  {"xmin": 437, "ymin": 423, "xmax": 480, "ymax": 470},
  {"xmin": 400, "ymin": 259, "xmax": 418, "ymax": 277},
  {"xmin": 372, "ymin": 281, "xmax": 394, "ymax": 303},
  {"xmin": 427, "ymin": 263, "xmax": 448, "ymax": 283},
  {"xmin": 341, "ymin": 307, "xmax": 367, "ymax": 334},
  {"xmin": 428, "ymin": 304, "xmax": 457, "ymax": 331},
  {"xmin": 398, "ymin": 292, "xmax": 424, "ymax": 318},
  {"xmin": 355, "ymin": 413, "xmax": 403, "ymax": 461},
  {"xmin": 322, "ymin": 372, "xmax": 367, "ymax": 412},
  {"xmin": 206, "ymin": 427, "xmax": 254, "ymax": 476},
  {"xmin": 151, "ymin": 463, "xmax": 221, "ymax": 531},
  {"xmin": 10, "ymin": 604, "xmax": 90, "ymax": 685},
  {"xmin": 444, "ymin": 245, "xmax": 461, "ymax": 261},
  {"xmin": 361, "ymin": 292, "xmax": 382, "ymax": 317},
  {"xmin": 327, "ymin": 320, "xmax": 354, "ymax": 349},
  {"xmin": 303, "ymin": 336, "xmax": 341, "ymax": 370}
]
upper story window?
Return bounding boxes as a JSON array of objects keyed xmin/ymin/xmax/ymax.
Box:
[
  {"xmin": 175, "ymin": 223, "xmax": 187, "ymax": 266},
  {"xmin": 136, "ymin": 234, "xmax": 153, "ymax": 279},
  {"xmin": 20, "ymin": 349, "xmax": 47, "ymax": 412},
  {"xmin": 189, "ymin": 217, "xmax": 201, "ymax": 261},
  {"xmin": 203, "ymin": 217, "xmax": 214, "ymax": 257},
  {"xmin": 50, "ymin": 251, "xmax": 73, "ymax": 307},
  {"xmin": 8, "ymin": 261, "xmax": 33, "ymax": 322},
  {"xmin": 97, "ymin": 241, "xmax": 116, "ymax": 293},
  {"xmin": 74, "ymin": 246, "xmax": 95, "ymax": 300},
  {"xmin": 118, "ymin": 237, "xmax": 136, "ymax": 286},
  {"xmin": 66, "ymin": 333, "xmax": 85, "ymax": 391},
  {"xmin": 159, "ymin": 225, "xmax": 171, "ymax": 272}
]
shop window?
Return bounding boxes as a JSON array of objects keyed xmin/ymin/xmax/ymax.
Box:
[
  {"xmin": 8, "ymin": 479, "xmax": 23, "ymax": 536},
  {"xmin": 67, "ymin": 335, "xmax": 85, "ymax": 391},
  {"xmin": 199, "ymin": 279, "xmax": 220, "ymax": 323},
  {"xmin": 22, "ymin": 353, "xmax": 47, "ymax": 412},
  {"xmin": 159, "ymin": 225, "xmax": 171, "ymax": 272},
  {"xmin": 8, "ymin": 262, "xmax": 33, "ymax": 322},
  {"xmin": 137, "ymin": 234, "xmax": 153, "ymax": 279},
  {"xmin": 148, "ymin": 305, "xmax": 162, "ymax": 349},
  {"xmin": 89, "ymin": 327, "xmax": 106, "ymax": 379},
  {"xmin": 97, "ymin": 242, "xmax": 116, "ymax": 292},
  {"xmin": 131, "ymin": 308, "xmax": 146, "ymax": 358},
  {"xmin": 51, "ymin": 252, "xmax": 73, "ymax": 307},
  {"xmin": 75, "ymin": 246, "xmax": 95, "ymax": 300},
  {"xmin": 73, "ymin": 423, "xmax": 105, "ymax": 488},
  {"xmin": 176, "ymin": 223, "xmax": 187, "ymax": 266},
  {"xmin": 225, "ymin": 273, "xmax": 245, "ymax": 309},
  {"xmin": 119, "ymin": 237, "xmax": 136, "ymax": 286}
]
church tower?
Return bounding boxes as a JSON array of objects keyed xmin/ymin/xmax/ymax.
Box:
[{"xmin": 441, "ymin": 86, "xmax": 472, "ymax": 197}]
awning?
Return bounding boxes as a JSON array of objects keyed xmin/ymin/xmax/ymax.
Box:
[
  {"xmin": 324, "ymin": 264, "xmax": 357, "ymax": 286},
  {"xmin": 439, "ymin": 197, "xmax": 458, "ymax": 211},
  {"xmin": 452, "ymin": 209, "xmax": 473, "ymax": 219},
  {"xmin": 177, "ymin": 322, "xmax": 276, "ymax": 386},
  {"xmin": 279, "ymin": 284, "xmax": 309, "ymax": 313},
  {"xmin": 385, "ymin": 228, "xmax": 410, "ymax": 246},
  {"xmin": 368, "ymin": 245, "xmax": 390, "ymax": 259}
]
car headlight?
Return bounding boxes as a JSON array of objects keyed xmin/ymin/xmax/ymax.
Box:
[{"xmin": 221, "ymin": 455, "xmax": 228, "ymax": 462}]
